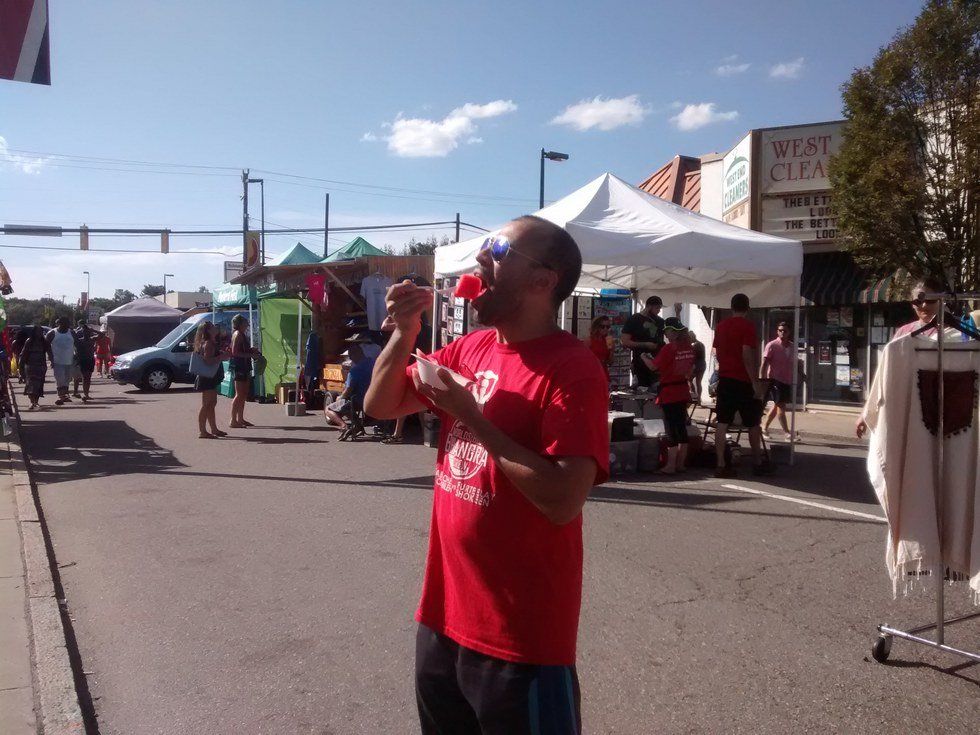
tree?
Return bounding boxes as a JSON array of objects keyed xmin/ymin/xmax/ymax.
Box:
[
  {"xmin": 113, "ymin": 289, "xmax": 137, "ymax": 305},
  {"xmin": 141, "ymin": 284, "xmax": 165, "ymax": 298},
  {"xmin": 830, "ymin": 0, "xmax": 980, "ymax": 293},
  {"xmin": 403, "ymin": 235, "xmax": 450, "ymax": 256},
  {"xmin": 197, "ymin": 285, "xmax": 209, "ymax": 293}
]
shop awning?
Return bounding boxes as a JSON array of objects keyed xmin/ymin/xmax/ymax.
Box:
[{"xmin": 801, "ymin": 252, "xmax": 898, "ymax": 305}]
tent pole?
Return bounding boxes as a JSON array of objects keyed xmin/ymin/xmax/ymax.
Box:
[
  {"xmin": 790, "ymin": 280, "xmax": 801, "ymax": 466},
  {"xmin": 296, "ymin": 298, "xmax": 303, "ymax": 406}
]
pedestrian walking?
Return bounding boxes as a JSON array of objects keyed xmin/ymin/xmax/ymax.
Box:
[
  {"xmin": 761, "ymin": 321, "xmax": 798, "ymax": 439},
  {"xmin": 192, "ymin": 321, "xmax": 229, "ymax": 439},
  {"xmin": 643, "ymin": 317, "xmax": 695, "ymax": 473},
  {"xmin": 228, "ymin": 314, "xmax": 261, "ymax": 429},
  {"xmin": 19, "ymin": 325, "xmax": 51, "ymax": 410},
  {"xmin": 46, "ymin": 317, "xmax": 77, "ymax": 406},
  {"xmin": 72, "ymin": 318, "xmax": 98, "ymax": 401},
  {"xmin": 367, "ymin": 215, "xmax": 608, "ymax": 734},
  {"xmin": 620, "ymin": 295, "xmax": 665, "ymax": 389},
  {"xmin": 711, "ymin": 293, "xmax": 772, "ymax": 478},
  {"xmin": 95, "ymin": 328, "xmax": 112, "ymax": 377}
]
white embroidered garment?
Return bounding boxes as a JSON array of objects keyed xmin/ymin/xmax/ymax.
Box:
[
  {"xmin": 863, "ymin": 331, "xmax": 980, "ymax": 603},
  {"xmin": 360, "ymin": 273, "xmax": 393, "ymax": 331}
]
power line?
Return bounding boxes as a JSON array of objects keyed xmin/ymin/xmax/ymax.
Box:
[{"xmin": 4, "ymin": 147, "xmax": 539, "ymax": 206}]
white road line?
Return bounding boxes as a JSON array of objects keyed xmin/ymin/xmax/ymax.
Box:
[{"xmin": 721, "ymin": 483, "xmax": 887, "ymax": 523}]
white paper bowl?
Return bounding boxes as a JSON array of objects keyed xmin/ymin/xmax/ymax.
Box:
[{"xmin": 416, "ymin": 357, "xmax": 472, "ymax": 390}]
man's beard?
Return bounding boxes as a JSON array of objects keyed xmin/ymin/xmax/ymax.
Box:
[{"xmin": 470, "ymin": 272, "xmax": 525, "ymax": 327}]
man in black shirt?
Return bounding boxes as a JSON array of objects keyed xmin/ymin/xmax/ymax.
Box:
[{"xmin": 620, "ymin": 296, "xmax": 665, "ymax": 388}]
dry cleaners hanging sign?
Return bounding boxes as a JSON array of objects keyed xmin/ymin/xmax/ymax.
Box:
[
  {"xmin": 722, "ymin": 134, "xmax": 751, "ymax": 213},
  {"xmin": 760, "ymin": 121, "xmax": 843, "ymax": 194}
]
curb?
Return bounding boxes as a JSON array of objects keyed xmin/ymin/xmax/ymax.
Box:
[{"xmin": 8, "ymin": 394, "xmax": 85, "ymax": 735}]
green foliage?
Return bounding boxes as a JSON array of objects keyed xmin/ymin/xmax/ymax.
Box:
[
  {"xmin": 403, "ymin": 235, "xmax": 450, "ymax": 256},
  {"xmin": 141, "ymin": 284, "xmax": 165, "ymax": 297},
  {"xmin": 113, "ymin": 289, "xmax": 137, "ymax": 304},
  {"xmin": 830, "ymin": 0, "xmax": 980, "ymax": 292},
  {"xmin": 5, "ymin": 298, "xmax": 78, "ymax": 327}
]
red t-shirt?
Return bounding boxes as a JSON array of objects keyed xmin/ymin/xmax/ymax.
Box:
[
  {"xmin": 651, "ymin": 340, "xmax": 694, "ymax": 405},
  {"xmin": 713, "ymin": 316, "xmax": 758, "ymax": 383},
  {"xmin": 588, "ymin": 335, "xmax": 611, "ymax": 375},
  {"xmin": 407, "ymin": 328, "xmax": 610, "ymax": 665}
]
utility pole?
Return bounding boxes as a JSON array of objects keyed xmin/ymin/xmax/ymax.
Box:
[
  {"xmin": 323, "ymin": 193, "xmax": 330, "ymax": 258},
  {"xmin": 241, "ymin": 169, "xmax": 249, "ymax": 267},
  {"xmin": 455, "ymin": 213, "xmax": 460, "ymax": 243}
]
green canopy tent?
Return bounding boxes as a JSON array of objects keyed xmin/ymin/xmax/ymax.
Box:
[{"xmin": 322, "ymin": 236, "xmax": 386, "ymax": 262}]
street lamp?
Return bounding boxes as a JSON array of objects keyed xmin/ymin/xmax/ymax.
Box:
[
  {"xmin": 247, "ymin": 177, "xmax": 265, "ymax": 265},
  {"xmin": 82, "ymin": 270, "xmax": 90, "ymax": 297},
  {"xmin": 540, "ymin": 148, "xmax": 569, "ymax": 209},
  {"xmin": 163, "ymin": 273, "xmax": 174, "ymax": 303}
]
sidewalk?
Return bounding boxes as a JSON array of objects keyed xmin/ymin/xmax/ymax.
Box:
[
  {"xmin": 0, "ymin": 441, "xmax": 35, "ymax": 734},
  {"xmin": 689, "ymin": 404, "xmax": 865, "ymax": 446},
  {"xmin": 0, "ymin": 399, "xmax": 84, "ymax": 735}
]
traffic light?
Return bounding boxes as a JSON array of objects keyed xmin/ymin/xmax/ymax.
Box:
[
  {"xmin": 80, "ymin": 225, "xmax": 89, "ymax": 250},
  {"xmin": 161, "ymin": 230, "xmax": 169, "ymax": 254}
]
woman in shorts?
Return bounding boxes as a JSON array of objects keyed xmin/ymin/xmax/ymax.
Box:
[
  {"xmin": 193, "ymin": 321, "xmax": 229, "ymax": 439},
  {"xmin": 228, "ymin": 315, "xmax": 261, "ymax": 429},
  {"xmin": 643, "ymin": 318, "xmax": 695, "ymax": 474}
]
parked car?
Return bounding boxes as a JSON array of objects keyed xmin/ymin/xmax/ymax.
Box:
[{"xmin": 110, "ymin": 310, "xmax": 251, "ymax": 391}]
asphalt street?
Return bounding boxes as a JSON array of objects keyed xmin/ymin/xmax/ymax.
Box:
[{"xmin": 19, "ymin": 379, "xmax": 980, "ymax": 734}]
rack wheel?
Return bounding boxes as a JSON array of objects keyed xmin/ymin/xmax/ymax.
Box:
[{"xmin": 871, "ymin": 635, "xmax": 892, "ymax": 663}]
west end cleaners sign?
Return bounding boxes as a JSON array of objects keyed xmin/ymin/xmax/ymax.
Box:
[
  {"xmin": 760, "ymin": 121, "xmax": 843, "ymax": 195},
  {"xmin": 722, "ymin": 133, "xmax": 751, "ymax": 227}
]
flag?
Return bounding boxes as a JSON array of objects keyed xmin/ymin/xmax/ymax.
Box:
[
  {"xmin": 0, "ymin": 294, "xmax": 7, "ymax": 330},
  {"xmin": 0, "ymin": 0, "xmax": 50, "ymax": 85}
]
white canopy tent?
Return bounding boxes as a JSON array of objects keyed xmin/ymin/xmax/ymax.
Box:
[
  {"xmin": 434, "ymin": 172, "xmax": 805, "ymax": 462},
  {"xmin": 435, "ymin": 172, "xmax": 802, "ymax": 308}
]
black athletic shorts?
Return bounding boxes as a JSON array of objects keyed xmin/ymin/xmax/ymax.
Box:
[
  {"xmin": 631, "ymin": 353, "xmax": 656, "ymax": 389},
  {"xmin": 715, "ymin": 377, "xmax": 763, "ymax": 428},
  {"xmin": 768, "ymin": 379, "xmax": 792, "ymax": 405},
  {"xmin": 415, "ymin": 624, "xmax": 581, "ymax": 735}
]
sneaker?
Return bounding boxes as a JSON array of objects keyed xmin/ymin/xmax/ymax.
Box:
[
  {"xmin": 55, "ymin": 399, "xmax": 64, "ymax": 406},
  {"xmin": 761, "ymin": 429, "xmax": 771, "ymax": 439},
  {"xmin": 753, "ymin": 461, "xmax": 776, "ymax": 476},
  {"xmin": 714, "ymin": 466, "xmax": 737, "ymax": 479}
]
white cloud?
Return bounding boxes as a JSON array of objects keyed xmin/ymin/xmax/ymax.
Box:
[
  {"xmin": 715, "ymin": 61, "xmax": 750, "ymax": 76},
  {"xmin": 670, "ymin": 102, "xmax": 739, "ymax": 131},
  {"xmin": 770, "ymin": 57, "xmax": 805, "ymax": 79},
  {"xmin": 451, "ymin": 101, "xmax": 517, "ymax": 119},
  {"xmin": 362, "ymin": 100, "xmax": 517, "ymax": 158},
  {"xmin": 550, "ymin": 94, "xmax": 649, "ymax": 132},
  {"xmin": 720, "ymin": 54, "xmax": 739, "ymax": 63},
  {"xmin": 0, "ymin": 136, "xmax": 46, "ymax": 174}
]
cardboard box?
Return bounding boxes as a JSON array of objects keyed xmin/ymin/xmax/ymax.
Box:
[
  {"xmin": 323, "ymin": 380, "xmax": 345, "ymax": 393},
  {"xmin": 276, "ymin": 382, "xmax": 297, "ymax": 405},
  {"xmin": 322, "ymin": 364, "xmax": 344, "ymax": 382}
]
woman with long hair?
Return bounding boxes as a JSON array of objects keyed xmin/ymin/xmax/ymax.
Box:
[
  {"xmin": 588, "ymin": 316, "xmax": 613, "ymax": 378},
  {"xmin": 19, "ymin": 325, "xmax": 53, "ymax": 410},
  {"xmin": 229, "ymin": 314, "xmax": 261, "ymax": 429},
  {"xmin": 193, "ymin": 321, "xmax": 229, "ymax": 439}
]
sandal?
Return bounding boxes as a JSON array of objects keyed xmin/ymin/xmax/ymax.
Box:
[
  {"xmin": 199, "ymin": 433, "xmax": 217, "ymax": 439},
  {"xmin": 382, "ymin": 435, "xmax": 404, "ymax": 444},
  {"xmin": 211, "ymin": 429, "xmax": 228, "ymax": 437},
  {"xmin": 229, "ymin": 422, "xmax": 244, "ymax": 429},
  {"xmin": 241, "ymin": 420, "xmax": 255, "ymax": 427}
]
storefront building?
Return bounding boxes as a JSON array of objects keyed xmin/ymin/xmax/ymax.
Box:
[{"xmin": 640, "ymin": 120, "xmax": 915, "ymax": 407}]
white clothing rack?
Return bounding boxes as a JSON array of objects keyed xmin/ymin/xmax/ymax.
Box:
[{"xmin": 873, "ymin": 291, "xmax": 980, "ymax": 665}]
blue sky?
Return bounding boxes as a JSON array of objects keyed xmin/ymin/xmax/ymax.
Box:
[{"xmin": 1, "ymin": 0, "xmax": 925, "ymax": 299}]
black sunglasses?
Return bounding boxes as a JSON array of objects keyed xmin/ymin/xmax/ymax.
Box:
[{"xmin": 911, "ymin": 298, "xmax": 938, "ymax": 307}]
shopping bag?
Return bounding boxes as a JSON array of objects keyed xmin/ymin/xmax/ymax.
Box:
[{"xmin": 189, "ymin": 351, "xmax": 219, "ymax": 379}]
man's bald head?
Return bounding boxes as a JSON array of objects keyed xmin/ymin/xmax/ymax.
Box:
[{"xmin": 507, "ymin": 215, "xmax": 582, "ymax": 306}]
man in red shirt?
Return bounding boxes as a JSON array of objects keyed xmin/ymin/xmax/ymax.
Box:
[
  {"xmin": 711, "ymin": 293, "xmax": 772, "ymax": 478},
  {"xmin": 366, "ymin": 215, "xmax": 609, "ymax": 734}
]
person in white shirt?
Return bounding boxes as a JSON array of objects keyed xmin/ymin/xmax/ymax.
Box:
[{"xmin": 46, "ymin": 317, "xmax": 77, "ymax": 406}]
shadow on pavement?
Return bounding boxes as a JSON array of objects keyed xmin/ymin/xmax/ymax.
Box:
[
  {"xmin": 161, "ymin": 468, "xmax": 435, "ymax": 491},
  {"xmin": 762, "ymin": 448, "xmax": 877, "ymax": 506},
  {"xmin": 589, "ymin": 481, "xmax": 884, "ymax": 526},
  {"xmin": 20, "ymin": 418, "xmax": 185, "ymax": 485}
]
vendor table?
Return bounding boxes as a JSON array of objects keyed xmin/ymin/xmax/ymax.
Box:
[{"xmin": 609, "ymin": 390, "xmax": 663, "ymax": 419}]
